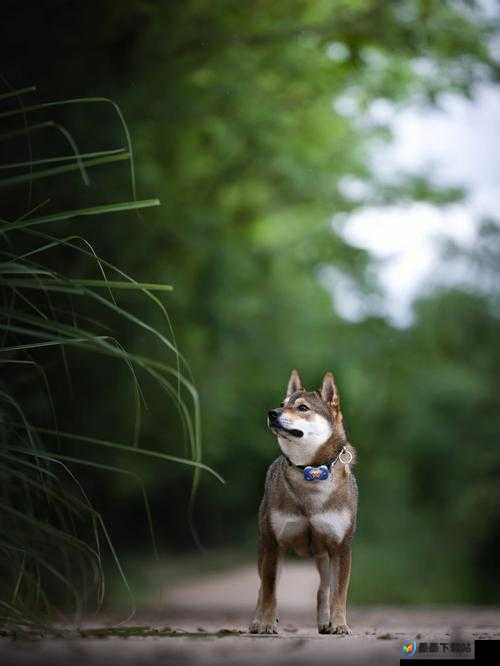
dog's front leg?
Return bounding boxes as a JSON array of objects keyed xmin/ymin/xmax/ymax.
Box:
[
  {"xmin": 249, "ymin": 545, "xmax": 281, "ymax": 634},
  {"xmin": 315, "ymin": 552, "xmax": 331, "ymax": 633},
  {"xmin": 329, "ymin": 545, "xmax": 352, "ymax": 635}
]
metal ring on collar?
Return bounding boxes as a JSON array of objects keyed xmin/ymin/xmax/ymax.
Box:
[{"xmin": 339, "ymin": 447, "xmax": 353, "ymax": 465}]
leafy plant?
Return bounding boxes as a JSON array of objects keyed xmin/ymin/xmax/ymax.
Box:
[{"xmin": 0, "ymin": 84, "xmax": 222, "ymax": 632}]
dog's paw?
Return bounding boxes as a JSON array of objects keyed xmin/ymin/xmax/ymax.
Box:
[
  {"xmin": 249, "ymin": 619, "xmax": 278, "ymax": 634},
  {"xmin": 249, "ymin": 619, "xmax": 261, "ymax": 634},
  {"xmin": 330, "ymin": 623, "xmax": 351, "ymax": 635},
  {"xmin": 318, "ymin": 622, "xmax": 331, "ymax": 634}
]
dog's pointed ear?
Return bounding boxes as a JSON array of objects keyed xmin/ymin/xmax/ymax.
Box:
[
  {"xmin": 320, "ymin": 372, "xmax": 339, "ymax": 409},
  {"xmin": 286, "ymin": 369, "xmax": 303, "ymax": 398}
]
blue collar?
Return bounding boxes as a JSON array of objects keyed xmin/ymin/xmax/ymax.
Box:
[{"xmin": 284, "ymin": 447, "xmax": 347, "ymax": 481}]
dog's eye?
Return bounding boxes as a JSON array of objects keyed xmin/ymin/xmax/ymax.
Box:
[{"xmin": 297, "ymin": 404, "xmax": 309, "ymax": 412}]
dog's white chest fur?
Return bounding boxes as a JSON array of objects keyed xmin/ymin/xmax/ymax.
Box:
[
  {"xmin": 270, "ymin": 510, "xmax": 307, "ymax": 539},
  {"xmin": 310, "ymin": 507, "xmax": 351, "ymax": 542},
  {"xmin": 270, "ymin": 506, "xmax": 352, "ymax": 544}
]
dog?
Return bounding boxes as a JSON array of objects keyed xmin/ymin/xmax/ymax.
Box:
[{"xmin": 249, "ymin": 369, "xmax": 357, "ymax": 635}]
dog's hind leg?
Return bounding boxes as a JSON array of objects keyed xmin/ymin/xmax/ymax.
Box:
[
  {"xmin": 329, "ymin": 545, "xmax": 352, "ymax": 635},
  {"xmin": 315, "ymin": 552, "xmax": 331, "ymax": 634},
  {"xmin": 249, "ymin": 543, "xmax": 281, "ymax": 634}
]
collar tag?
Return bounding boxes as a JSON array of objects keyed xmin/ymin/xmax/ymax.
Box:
[{"xmin": 303, "ymin": 465, "xmax": 329, "ymax": 481}]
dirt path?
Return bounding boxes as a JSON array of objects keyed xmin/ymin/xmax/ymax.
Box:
[{"xmin": 1, "ymin": 561, "xmax": 499, "ymax": 665}]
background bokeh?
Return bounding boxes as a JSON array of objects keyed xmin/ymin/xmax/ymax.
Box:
[{"xmin": 1, "ymin": 0, "xmax": 500, "ymax": 607}]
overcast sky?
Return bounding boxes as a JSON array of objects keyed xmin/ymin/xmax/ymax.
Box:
[{"xmin": 331, "ymin": 82, "xmax": 500, "ymax": 326}]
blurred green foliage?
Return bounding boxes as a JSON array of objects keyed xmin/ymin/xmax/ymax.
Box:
[{"xmin": 1, "ymin": 0, "xmax": 499, "ymax": 604}]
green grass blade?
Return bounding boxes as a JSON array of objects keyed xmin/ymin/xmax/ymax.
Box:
[
  {"xmin": 11, "ymin": 424, "xmax": 224, "ymax": 484},
  {"xmin": 0, "ymin": 152, "xmax": 130, "ymax": 188},
  {"xmin": 2, "ymin": 199, "xmax": 161, "ymax": 233},
  {"xmin": 0, "ymin": 86, "xmax": 36, "ymax": 101},
  {"xmin": 0, "ymin": 148, "xmax": 126, "ymax": 171}
]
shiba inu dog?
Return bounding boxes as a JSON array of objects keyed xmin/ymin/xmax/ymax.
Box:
[{"xmin": 249, "ymin": 370, "xmax": 357, "ymax": 635}]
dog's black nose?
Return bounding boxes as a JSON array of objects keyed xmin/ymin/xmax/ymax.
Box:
[{"xmin": 268, "ymin": 409, "xmax": 280, "ymax": 421}]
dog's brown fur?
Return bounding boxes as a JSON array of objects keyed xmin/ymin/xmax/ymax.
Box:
[{"xmin": 249, "ymin": 370, "xmax": 357, "ymax": 635}]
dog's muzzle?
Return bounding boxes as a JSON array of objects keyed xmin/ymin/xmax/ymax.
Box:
[{"xmin": 267, "ymin": 410, "xmax": 303, "ymax": 438}]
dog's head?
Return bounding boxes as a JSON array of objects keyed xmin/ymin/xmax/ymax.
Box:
[{"xmin": 268, "ymin": 369, "xmax": 345, "ymax": 465}]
